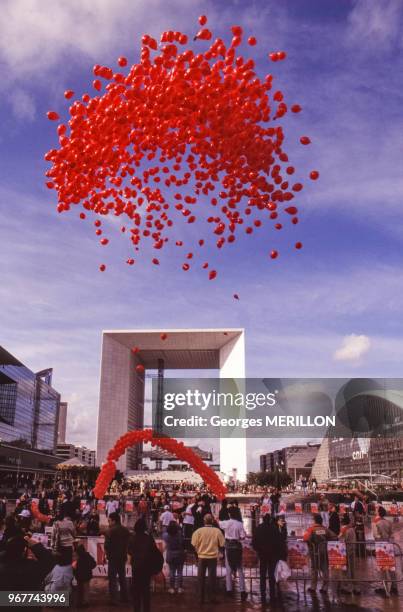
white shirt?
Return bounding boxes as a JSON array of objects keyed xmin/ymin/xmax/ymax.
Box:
[
  {"xmin": 183, "ymin": 503, "xmax": 195, "ymax": 525},
  {"xmin": 219, "ymin": 519, "xmax": 246, "ymax": 541},
  {"xmin": 160, "ymin": 510, "xmax": 174, "ymax": 526}
]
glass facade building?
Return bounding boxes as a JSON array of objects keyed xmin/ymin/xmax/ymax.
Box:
[{"xmin": 0, "ymin": 346, "xmax": 60, "ymax": 453}]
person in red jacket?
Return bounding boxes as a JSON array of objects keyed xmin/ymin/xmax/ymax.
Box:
[{"xmin": 303, "ymin": 514, "xmax": 336, "ymax": 593}]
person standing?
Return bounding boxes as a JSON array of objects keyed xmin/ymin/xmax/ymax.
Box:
[
  {"xmin": 182, "ymin": 496, "xmax": 196, "ymax": 544},
  {"xmin": 338, "ymin": 515, "xmax": 360, "ymax": 595},
  {"xmin": 128, "ymin": 518, "xmax": 163, "ymax": 612},
  {"xmin": 163, "ymin": 520, "xmax": 185, "ymax": 594},
  {"xmin": 74, "ymin": 543, "xmax": 97, "ymax": 607},
  {"xmin": 159, "ymin": 505, "xmax": 174, "ymax": 534},
  {"xmin": 219, "ymin": 506, "xmax": 247, "ymax": 601},
  {"xmin": 303, "ymin": 514, "xmax": 335, "ymax": 593},
  {"xmin": 373, "ymin": 506, "xmax": 398, "ymax": 596},
  {"xmin": 252, "ymin": 514, "xmax": 287, "ymax": 605},
  {"xmin": 0, "ymin": 497, "xmax": 7, "ymax": 521},
  {"xmin": 51, "ymin": 509, "xmax": 76, "ymax": 563},
  {"xmin": 191, "ymin": 513, "xmax": 225, "ymax": 605},
  {"xmin": 104, "ymin": 511, "xmax": 130, "ymax": 604},
  {"xmin": 328, "ymin": 505, "xmax": 340, "ymax": 536}
]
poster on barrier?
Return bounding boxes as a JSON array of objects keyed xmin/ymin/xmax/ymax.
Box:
[
  {"xmin": 32, "ymin": 533, "xmax": 49, "ymax": 548},
  {"xmin": 310, "ymin": 502, "xmax": 318, "ymax": 514},
  {"xmin": 279, "ymin": 502, "xmax": 287, "ymax": 514},
  {"xmin": 382, "ymin": 502, "xmax": 392, "ymax": 514},
  {"xmin": 125, "ymin": 500, "xmax": 134, "ymax": 513},
  {"xmin": 327, "ymin": 541, "xmax": 347, "ymax": 570},
  {"xmin": 97, "ymin": 500, "xmax": 106, "ymax": 512},
  {"xmin": 339, "ymin": 503, "xmax": 346, "ymax": 515},
  {"xmin": 375, "ymin": 542, "xmax": 396, "ymax": 571},
  {"xmin": 399, "ymin": 502, "xmax": 403, "ymax": 516},
  {"xmin": 261, "ymin": 504, "xmax": 270, "ymax": 515},
  {"xmin": 287, "ymin": 541, "xmax": 309, "ymax": 570},
  {"xmin": 295, "ymin": 502, "xmax": 302, "ymax": 514},
  {"xmin": 389, "ymin": 503, "xmax": 398, "ymax": 517}
]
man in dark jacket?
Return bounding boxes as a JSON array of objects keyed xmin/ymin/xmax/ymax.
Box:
[
  {"xmin": 252, "ymin": 514, "xmax": 287, "ymax": 604},
  {"xmin": 128, "ymin": 518, "xmax": 162, "ymax": 612},
  {"xmin": 104, "ymin": 512, "xmax": 130, "ymax": 604},
  {"xmin": 0, "ymin": 535, "xmax": 55, "ymax": 612}
]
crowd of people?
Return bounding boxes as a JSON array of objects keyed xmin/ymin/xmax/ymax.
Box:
[{"xmin": 0, "ymin": 478, "xmax": 400, "ymax": 609}]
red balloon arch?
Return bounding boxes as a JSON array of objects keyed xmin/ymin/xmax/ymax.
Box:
[{"xmin": 94, "ymin": 428, "xmax": 227, "ymax": 500}]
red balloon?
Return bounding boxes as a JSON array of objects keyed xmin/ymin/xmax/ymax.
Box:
[
  {"xmin": 46, "ymin": 111, "xmax": 59, "ymax": 121},
  {"xmin": 208, "ymin": 269, "xmax": 217, "ymax": 280},
  {"xmin": 45, "ymin": 15, "xmax": 318, "ymax": 282},
  {"xmin": 64, "ymin": 90, "xmax": 74, "ymax": 99},
  {"xmin": 160, "ymin": 333, "xmax": 168, "ymax": 340},
  {"xmin": 270, "ymin": 250, "xmax": 278, "ymax": 259},
  {"xmin": 310, "ymin": 170, "xmax": 319, "ymax": 180},
  {"xmin": 136, "ymin": 364, "xmax": 145, "ymax": 374},
  {"xmin": 300, "ymin": 136, "xmax": 311, "ymax": 145},
  {"xmin": 99, "ymin": 264, "xmax": 106, "ymax": 272},
  {"xmin": 295, "ymin": 242, "xmax": 303, "ymax": 249}
]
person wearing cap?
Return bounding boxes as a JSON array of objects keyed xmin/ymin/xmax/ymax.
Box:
[
  {"xmin": 159, "ymin": 505, "xmax": 174, "ymax": 534},
  {"xmin": 191, "ymin": 513, "xmax": 225, "ymax": 605},
  {"xmin": 303, "ymin": 514, "xmax": 336, "ymax": 593}
]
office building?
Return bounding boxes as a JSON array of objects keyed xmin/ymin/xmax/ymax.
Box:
[
  {"xmin": 56, "ymin": 443, "xmax": 96, "ymax": 467},
  {"xmin": 260, "ymin": 443, "xmax": 320, "ymax": 481},
  {"xmin": 0, "ymin": 346, "xmax": 60, "ymax": 453},
  {"xmin": 57, "ymin": 401, "xmax": 68, "ymax": 444}
]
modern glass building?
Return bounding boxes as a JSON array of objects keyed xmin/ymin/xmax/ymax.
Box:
[
  {"xmin": 0, "ymin": 346, "xmax": 60, "ymax": 453},
  {"xmin": 312, "ymin": 380, "xmax": 403, "ymax": 483}
]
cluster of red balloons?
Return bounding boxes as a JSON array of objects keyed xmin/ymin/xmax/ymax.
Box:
[
  {"xmin": 45, "ymin": 15, "xmax": 318, "ymax": 276},
  {"xmin": 30, "ymin": 501, "xmax": 51, "ymax": 524},
  {"xmin": 93, "ymin": 428, "xmax": 227, "ymax": 499}
]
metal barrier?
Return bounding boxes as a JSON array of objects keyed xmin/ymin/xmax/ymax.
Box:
[{"xmin": 179, "ymin": 539, "xmax": 402, "ymax": 601}]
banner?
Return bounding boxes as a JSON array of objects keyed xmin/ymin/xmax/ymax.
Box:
[
  {"xmin": 287, "ymin": 541, "xmax": 309, "ymax": 570},
  {"xmin": 310, "ymin": 502, "xmax": 318, "ymax": 514},
  {"xmin": 279, "ymin": 502, "xmax": 287, "ymax": 514},
  {"xmin": 260, "ymin": 504, "xmax": 271, "ymax": 515},
  {"xmin": 97, "ymin": 500, "xmax": 106, "ymax": 512},
  {"xmin": 327, "ymin": 542, "xmax": 347, "ymax": 570},
  {"xmin": 375, "ymin": 542, "xmax": 396, "ymax": 571},
  {"xmin": 125, "ymin": 500, "xmax": 134, "ymax": 513},
  {"xmin": 295, "ymin": 502, "xmax": 302, "ymax": 514},
  {"xmin": 32, "ymin": 533, "xmax": 49, "ymax": 548}
]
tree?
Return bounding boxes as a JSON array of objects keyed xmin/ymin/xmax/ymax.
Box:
[{"xmin": 247, "ymin": 470, "xmax": 292, "ymax": 489}]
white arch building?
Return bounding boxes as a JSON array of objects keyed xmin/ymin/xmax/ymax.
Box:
[{"xmin": 96, "ymin": 328, "xmax": 247, "ymax": 481}]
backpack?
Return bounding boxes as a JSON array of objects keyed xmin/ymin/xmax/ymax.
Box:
[{"xmin": 148, "ymin": 538, "xmax": 164, "ymax": 575}]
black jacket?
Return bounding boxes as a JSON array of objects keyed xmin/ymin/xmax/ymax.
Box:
[
  {"xmin": 0, "ymin": 544, "xmax": 55, "ymax": 612},
  {"xmin": 128, "ymin": 533, "xmax": 159, "ymax": 575},
  {"xmin": 252, "ymin": 522, "xmax": 287, "ymax": 562},
  {"xmin": 74, "ymin": 552, "xmax": 96, "ymax": 582},
  {"xmin": 104, "ymin": 524, "xmax": 130, "ymax": 562}
]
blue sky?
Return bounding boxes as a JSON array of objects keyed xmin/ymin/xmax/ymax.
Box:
[{"xmin": 1, "ymin": 0, "xmax": 403, "ymax": 469}]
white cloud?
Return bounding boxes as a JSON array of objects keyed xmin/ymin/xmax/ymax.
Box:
[
  {"xmin": 8, "ymin": 89, "xmax": 36, "ymax": 120},
  {"xmin": 346, "ymin": 0, "xmax": 403, "ymax": 49},
  {"xmin": 333, "ymin": 334, "xmax": 371, "ymax": 363}
]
